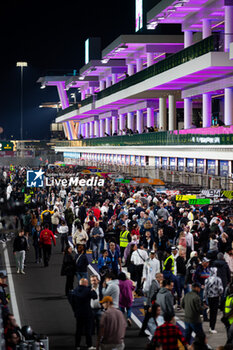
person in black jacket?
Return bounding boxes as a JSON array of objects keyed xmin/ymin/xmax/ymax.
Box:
[
  {"xmin": 13, "ymin": 229, "xmax": 28, "ymax": 274},
  {"xmin": 68, "ymin": 278, "xmax": 97, "ymax": 349},
  {"xmin": 0, "ymin": 272, "xmax": 9, "ymax": 322},
  {"xmin": 75, "ymin": 244, "xmax": 89, "ymax": 283},
  {"xmin": 61, "ymin": 246, "xmax": 75, "ymax": 296}
]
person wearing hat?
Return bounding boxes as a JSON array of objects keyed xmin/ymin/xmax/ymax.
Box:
[
  {"xmin": 97, "ymin": 296, "xmax": 127, "ymax": 350},
  {"xmin": 181, "ymin": 282, "xmax": 204, "ymax": 344}
]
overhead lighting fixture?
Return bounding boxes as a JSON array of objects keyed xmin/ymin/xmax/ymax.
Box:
[
  {"xmin": 101, "ymin": 58, "xmax": 109, "ymax": 64},
  {"xmin": 79, "ymin": 76, "xmax": 85, "ymax": 80},
  {"xmin": 157, "ymin": 15, "xmax": 165, "ymax": 20},
  {"xmin": 147, "ymin": 21, "xmax": 158, "ymax": 29},
  {"xmin": 40, "ymin": 84, "xmax": 46, "ymax": 89},
  {"xmin": 174, "ymin": 2, "xmax": 184, "ymax": 7},
  {"xmin": 167, "ymin": 8, "xmax": 176, "ymax": 12}
]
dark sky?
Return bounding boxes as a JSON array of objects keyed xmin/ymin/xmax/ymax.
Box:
[{"xmin": 0, "ymin": 0, "xmax": 181, "ymax": 140}]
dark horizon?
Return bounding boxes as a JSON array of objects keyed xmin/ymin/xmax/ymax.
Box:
[{"xmin": 0, "ymin": 0, "xmax": 181, "ymax": 140}]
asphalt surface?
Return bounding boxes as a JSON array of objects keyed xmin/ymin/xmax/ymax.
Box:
[{"xmin": 0, "ymin": 237, "xmax": 149, "ymax": 350}]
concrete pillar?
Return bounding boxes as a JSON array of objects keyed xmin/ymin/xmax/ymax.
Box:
[
  {"xmin": 136, "ymin": 58, "xmax": 143, "ymax": 72},
  {"xmin": 147, "ymin": 53, "xmax": 154, "ymax": 67},
  {"xmin": 225, "ymin": 6, "xmax": 233, "ymax": 51},
  {"xmin": 147, "ymin": 107, "xmax": 154, "ymax": 127},
  {"xmin": 112, "ymin": 116, "xmax": 118, "ymax": 135},
  {"xmin": 81, "ymin": 124, "xmax": 85, "ymax": 138},
  {"xmin": 203, "ymin": 93, "xmax": 212, "ymax": 127},
  {"xmin": 202, "ymin": 19, "xmax": 211, "ymax": 39},
  {"xmin": 184, "ymin": 30, "xmax": 193, "ymax": 48},
  {"xmin": 168, "ymin": 95, "xmax": 176, "ymax": 131},
  {"xmin": 224, "ymin": 87, "xmax": 233, "ymax": 125},
  {"xmin": 119, "ymin": 114, "xmax": 126, "ymax": 134},
  {"xmin": 105, "ymin": 118, "xmax": 111, "ymax": 135},
  {"xmin": 89, "ymin": 121, "xmax": 94, "ymax": 138},
  {"xmin": 100, "ymin": 80, "xmax": 105, "ymax": 91},
  {"xmin": 184, "ymin": 97, "xmax": 192, "ymax": 129},
  {"xmin": 81, "ymin": 90, "xmax": 85, "ymax": 100},
  {"xmin": 89, "ymin": 86, "xmax": 94, "ymax": 95},
  {"xmin": 99, "ymin": 119, "xmax": 105, "ymax": 137},
  {"xmin": 127, "ymin": 112, "xmax": 134, "ymax": 130},
  {"xmin": 85, "ymin": 123, "xmax": 89, "ymax": 138},
  {"xmin": 94, "ymin": 120, "xmax": 100, "ymax": 138},
  {"xmin": 106, "ymin": 76, "xmax": 112, "ymax": 88},
  {"xmin": 136, "ymin": 110, "xmax": 143, "ymax": 133},
  {"xmin": 127, "ymin": 64, "xmax": 134, "ymax": 76},
  {"xmin": 112, "ymin": 73, "xmax": 117, "ymax": 84},
  {"xmin": 159, "ymin": 97, "xmax": 167, "ymax": 131}
]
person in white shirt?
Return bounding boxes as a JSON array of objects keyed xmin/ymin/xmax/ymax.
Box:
[
  {"xmin": 131, "ymin": 244, "xmax": 148, "ymax": 295},
  {"xmin": 184, "ymin": 226, "xmax": 194, "ymax": 257},
  {"xmin": 6, "ymin": 183, "xmax": 12, "ymax": 200},
  {"xmin": 142, "ymin": 251, "xmax": 160, "ymax": 294},
  {"xmin": 90, "ymin": 274, "xmax": 102, "ymax": 334}
]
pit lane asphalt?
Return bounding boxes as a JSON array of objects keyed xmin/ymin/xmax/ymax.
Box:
[{"xmin": 0, "ymin": 238, "xmax": 148, "ymax": 350}]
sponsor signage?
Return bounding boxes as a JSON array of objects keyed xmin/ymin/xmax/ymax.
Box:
[
  {"xmin": 196, "ymin": 159, "xmax": 205, "ymax": 174},
  {"xmin": 0, "ymin": 141, "xmax": 14, "ymax": 151},
  {"xmin": 189, "ymin": 198, "xmax": 211, "ymax": 205},
  {"xmin": 176, "ymin": 195, "xmax": 196, "ymax": 201}
]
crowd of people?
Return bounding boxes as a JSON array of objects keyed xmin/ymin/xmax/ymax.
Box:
[{"xmin": 0, "ymin": 165, "xmax": 233, "ymax": 349}]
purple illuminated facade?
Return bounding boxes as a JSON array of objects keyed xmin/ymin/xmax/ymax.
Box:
[{"xmin": 37, "ymin": 0, "xmax": 233, "ymax": 178}]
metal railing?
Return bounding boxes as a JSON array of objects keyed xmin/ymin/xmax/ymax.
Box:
[
  {"xmin": 96, "ymin": 35, "xmax": 218, "ymax": 101},
  {"xmin": 54, "ymin": 130, "xmax": 233, "ymax": 147}
]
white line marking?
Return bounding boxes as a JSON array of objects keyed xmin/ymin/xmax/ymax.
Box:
[
  {"xmin": 3, "ymin": 243, "xmax": 21, "ymax": 327},
  {"xmin": 87, "ymin": 264, "xmax": 187, "ymax": 338}
]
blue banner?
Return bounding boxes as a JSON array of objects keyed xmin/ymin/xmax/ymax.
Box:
[
  {"xmin": 207, "ymin": 159, "xmax": 216, "ymax": 175},
  {"xmin": 196, "ymin": 159, "xmax": 204, "ymax": 174},
  {"xmin": 187, "ymin": 158, "xmax": 194, "ymax": 172},
  {"xmin": 170, "ymin": 157, "xmax": 176, "ymax": 171},
  {"xmin": 220, "ymin": 160, "xmax": 229, "ymax": 177},
  {"xmin": 155, "ymin": 157, "xmax": 159, "ymax": 169},
  {"xmin": 162, "ymin": 157, "xmax": 167, "ymax": 170},
  {"xmin": 178, "ymin": 158, "xmax": 184, "ymax": 171}
]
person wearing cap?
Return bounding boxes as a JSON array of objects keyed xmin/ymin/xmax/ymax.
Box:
[
  {"xmin": 194, "ymin": 257, "xmax": 210, "ymax": 322},
  {"xmin": 68, "ymin": 278, "xmax": 97, "ymax": 350},
  {"xmin": 97, "ymin": 296, "xmax": 127, "ymax": 350},
  {"xmin": 0, "ymin": 272, "xmax": 9, "ymax": 322},
  {"xmin": 181, "ymin": 282, "xmax": 204, "ymax": 344}
]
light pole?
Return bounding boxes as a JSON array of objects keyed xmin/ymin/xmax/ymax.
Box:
[{"xmin": 16, "ymin": 62, "xmax": 28, "ymax": 140}]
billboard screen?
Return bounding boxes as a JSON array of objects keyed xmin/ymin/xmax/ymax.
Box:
[
  {"xmin": 135, "ymin": 0, "xmax": 143, "ymax": 32},
  {"xmin": 187, "ymin": 158, "xmax": 194, "ymax": 172},
  {"xmin": 162, "ymin": 157, "xmax": 167, "ymax": 170},
  {"xmin": 155, "ymin": 157, "xmax": 159, "ymax": 169}
]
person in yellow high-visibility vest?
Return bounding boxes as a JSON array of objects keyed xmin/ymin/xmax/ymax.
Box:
[
  {"xmin": 119, "ymin": 224, "xmax": 131, "ymax": 259},
  {"xmin": 225, "ymin": 284, "xmax": 233, "ymax": 336},
  {"xmin": 163, "ymin": 247, "xmax": 179, "ymax": 296}
]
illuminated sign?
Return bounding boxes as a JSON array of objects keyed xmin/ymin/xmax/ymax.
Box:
[
  {"xmin": 189, "ymin": 198, "xmax": 211, "ymax": 205},
  {"xmin": 207, "ymin": 159, "xmax": 216, "ymax": 175},
  {"xmin": 176, "ymin": 195, "xmax": 196, "ymax": 201},
  {"xmin": 135, "ymin": 0, "xmax": 143, "ymax": 32},
  {"xmin": 85, "ymin": 39, "xmax": 89, "ymax": 65},
  {"xmin": 220, "ymin": 160, "xmax": 229, "ymax": 177},
  {"xmin": 0, "ymin": 141, "xmax": 13, "ymax": 151}
]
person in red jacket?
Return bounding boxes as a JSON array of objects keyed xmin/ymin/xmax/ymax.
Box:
[{"xmin": 40, "ymin": 223, "xmax": 56, "ymax": 267}]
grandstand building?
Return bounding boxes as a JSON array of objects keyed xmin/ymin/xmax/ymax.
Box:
[{"xmin": 38, "ymin": 0, "xmax": 233, "ymax": 188}]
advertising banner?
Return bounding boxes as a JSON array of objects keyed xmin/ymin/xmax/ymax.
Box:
[{"xmin": 178, "ymin": 158, "xmax": 185, "ymax": 171}]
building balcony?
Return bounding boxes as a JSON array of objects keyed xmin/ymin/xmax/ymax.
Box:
[{"xmin": 54, "ymin": 125, "xmax": 233, "ymax": 148}]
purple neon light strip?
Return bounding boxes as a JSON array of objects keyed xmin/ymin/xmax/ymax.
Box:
[{"xmin": 57, "ymin": 82, "xmax": 69, "ymax": 109}]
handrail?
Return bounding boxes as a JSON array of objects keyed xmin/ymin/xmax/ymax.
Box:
[
  {"xmin": 96, "ymin": 35, "xmax": 217, "ymax": 101},
  {"xmin": 54, "ymin": 130, "xmax": 233, "ymax": 147}
]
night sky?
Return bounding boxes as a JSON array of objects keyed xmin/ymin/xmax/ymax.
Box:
[{"xmin": 0, "ymin": 0, "xmax": 181, "ymax": 140}]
